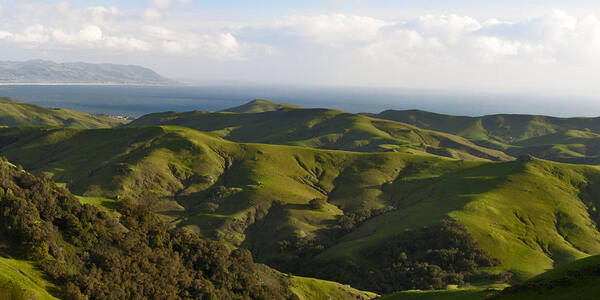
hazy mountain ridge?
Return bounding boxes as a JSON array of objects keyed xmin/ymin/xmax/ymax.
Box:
[{"xmin": 0, "ymin": 60, "xmax": 174, "ymax": 85}]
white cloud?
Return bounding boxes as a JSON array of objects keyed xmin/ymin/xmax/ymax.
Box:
[
  {"xmin": 13, "ymin": 25, "xmax": 49, "ymax": 44},
  {"xmin": 151, "ymin": 0, "xmax": 192, "ymax": 10},
  {"xmin": 2, "ymin": 2, "xmax": 600, "ymax": 91},
  {"xmin": 278, "ymin": 14, "xmax": 390, "ymax": 44},
  {"xmin": 143, "ymin": 8, "xmax": 163, "ymax": 20},
  {"xmin": 79, "ymin": 25, "xmax": 103, "ymax": 42}
]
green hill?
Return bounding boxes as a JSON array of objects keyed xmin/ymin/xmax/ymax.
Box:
[
  {"xmin": 371, "ymin": 110, "xmax": 600, "ymax": 164},
  {"xmin": 494, "ymin": 255, "xmax": 600, "ymax": 300},
  {"xmin": 0, "ymin": 256, "xmax": 58, "ymax": 300},
  {"xmin": 0, "ymin": 157, "xmax": 376, "ymax": 299},
  {"xmin": 128, "ymin": 102, "xmax": 512, "ymax": 161},
  {"xmin": 382, "ymin": 255, "xmax": 600, "ymax": 299},
  {"xmin": 0, "ymin": 97, "xmax": 126, "ymax": 128},
  {"xmin": 1, "ymin": 126, "xmax": 600, "ymax": 294},
  {"xmin": 222, "ymin": 99, "xmax": 303, "ymax": 113}
]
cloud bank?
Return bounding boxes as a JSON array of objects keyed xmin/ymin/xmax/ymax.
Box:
[{"xmin": 0, "ymin": 1, "xmax": 600, "ymax": 93}]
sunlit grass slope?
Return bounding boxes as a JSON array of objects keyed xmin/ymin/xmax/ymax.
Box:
[
  {"xmin": 290, "ymin": 276, "xmax": 377, "ymax": 300},
  {"xmin": 493, "ymin": 255, "xmax": 600, "ymax": 299},
  {"xmin": 373, "ymin": 109, "xmax": 600, "ymax": 164},
  {"xmin": 222, "ymin": 99, "xmax": 303, "ymax": 113},
  {"xmin": 128, "ymin": 100, "xmax": 512, "ymax": 161},
  {"xmin": 0, "ymin": 97, "xmax": 126, "ymax": 128},
  {"xmin": 380, "ymin": 288, "xmax": 495, "ymax": 300},
  {"xmin": 0, "ymin": 256, "xmax": 58, "ymax": 300},
  {"xmin": 0, "ymin": 126, "xmax": 599, "ymax": 282}
]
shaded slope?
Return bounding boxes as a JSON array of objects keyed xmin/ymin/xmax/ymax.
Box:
[
  {"xmin": 372, "ymin": 110, "xmax": 600, "ymax": 164},
  {"xmin": 0, "ymin": 157, "xmax": 375, "ymax": 300},
  {"xmin": 0, "ymin": 97, "xmax": 126, "ymax": 128},
  {"xmin": 494, "ymin": 255, "xmax": 600, "ymax": 299},
  {"xmin": 1, "ymin": 126, "xmax": 600, "ymax": 293},
  {"xmin": 128, "ymin": 104, "xmax": 512, "ymax": 161}
]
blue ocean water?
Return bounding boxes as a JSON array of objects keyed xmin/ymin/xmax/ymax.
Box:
[{"xmin": 0, "ymin": 84, "xmax": 597, "ymax": 118}]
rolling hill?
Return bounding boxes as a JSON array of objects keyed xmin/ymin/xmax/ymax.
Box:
[
  {"xmin": 0, "ymin": 157, "xmax": 376, "ymax": 300},
  {"xmin": 1, "ymin": 125, "xmax": 600, "ymax": 294},
  {"xmin": 494, "ymin": 254, "xmax": 600, "ymax": 299},
  {"xmin": 0, "ymin": 97, "xmax": 126, "ymax": 128},
  {"xmin": 372, "ymin": 109, "xmax": 600, "ymax": 164},
  {"xmin": 221, "ymin": 99, "xmax": 303, "ymax": 113},
  {"xmin": 128, "ymin": 100, "xmax": 512, "ymax": 161}
]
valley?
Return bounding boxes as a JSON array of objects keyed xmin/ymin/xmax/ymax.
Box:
[{"xmin": 0, "ymin": 98, "xmax": 599, "ymax": 299}]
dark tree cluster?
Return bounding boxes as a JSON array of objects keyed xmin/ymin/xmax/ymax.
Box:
[
  {"xmin": 300, "ymin": 219, "xmax": 505, "ymax": 294},
  {"xmin": 0, "ymin": 158, "xmax": 296, "ymax": 300}
]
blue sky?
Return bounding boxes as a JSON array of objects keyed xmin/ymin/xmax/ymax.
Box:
[{"xmin": 1, "ymin": 0, "xmax": 600, "ymax": 96}]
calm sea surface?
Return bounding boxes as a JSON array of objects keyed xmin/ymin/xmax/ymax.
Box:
[{"xmin": 0, "ymin": 85, "xmax": 597, "ymax": 117}]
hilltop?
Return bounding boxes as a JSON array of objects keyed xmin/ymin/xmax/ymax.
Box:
[
  {"xmin": 0, "ymin": 97, "xmax": 126, "ymax": 128},
  {"xmin": 372, "ymin": 109, "xmax": 600, "ymax": 164},
  {"xmin": 0, "ymin": 60, "xmax": 174, "ymax": 85},
  {"xmin": 222, "ymin": 99, "xmax": 303, "ymax": 113},
  {"xmin": 128, "ymin": 100, "xmax": 512, "ymax": 161},
  {"xmin": 1, "ymin": 125, "xmax": 599, "ymax": 294}
]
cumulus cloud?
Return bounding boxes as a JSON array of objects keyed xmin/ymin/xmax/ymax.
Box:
[
  {"xmin": 277, "ymin": 14, "xmax": 391, "ymax": 44},
  {"xmin": 2, "ymin": 1, "xmax": 600, "ymax": 91}
]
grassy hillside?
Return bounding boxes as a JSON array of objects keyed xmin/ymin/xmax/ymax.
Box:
[
  {"xmin": 0, "ymin": 257, "xmax": 58, "ymax": 300},
  {"xmin": 0, "ymin": 157, "xmax": 375, "ymax": 299},
  {"xmin": 222, "ymin": 99, "xmax": 303, "ymax": 113},
  {"xmin": 1, "ymin": 126, "xmax": 600, "ymax": 293},
  {"xmin": 493, "ymin": 255, "xmax": 600, "ymax": 299},
  {"xmin": 128, "ymin": 102, "xmax": 511, "ymax": 161},
  {"xmin": 0, "ymin": 97, "xmax": 126, "ymax": 128},
  {"xmin": 372, "ymin": 109, "xmax": 600, "ymax": 164},
  {"xmin": 380, "ymin": 289, "xmax": 495, "ymax": 300}
]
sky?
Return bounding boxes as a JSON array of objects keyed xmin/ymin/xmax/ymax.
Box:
[{"xmin": 2, "ymin": 0, "xmax": 600, "ymax": 96}]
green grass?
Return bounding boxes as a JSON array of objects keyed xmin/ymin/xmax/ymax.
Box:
[
  {"xmin": 127, "ymin": 101, "xmax": 512, "ymax": 161},
  {"xmin": 373, "ymin": 109, "xmax": 600, "ymax": 164},
  {"xmin": 221, "ymin": 99, "xmax": 303, "ymax": 113},
  {"xmin": 0, "ymin": 97, "xmax": 126, "ymax": 128},
  {"xmin": 2, "ymin": 125, "xmax": 600, "ymax": 286},
  {"xmin": 0, "ymin": 256, "xmax": 58, "ymax": 300},
  {"xmin": 380, "ymin": 288, "xmax": 496, "ymax": 300},
  {"xmin": 76, "ymin": 196, "xmax": 120, "ymax": 216},
  {"xmin": 491, "ymin": 255, "xmax": 600, "ymax": 299},
  {"xmin": 290, "ymin": 276, "xmax": 378, "ymax": 300}
]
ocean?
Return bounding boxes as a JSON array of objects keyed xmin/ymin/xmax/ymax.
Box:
[{"xmin": 0, "ymin": 84, "xmax": 598, "ymax": 118}]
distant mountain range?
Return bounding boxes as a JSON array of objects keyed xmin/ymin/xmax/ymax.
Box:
[{"xmin": 0, "ymin": 59, "xmax": 175, "ymax": 85}]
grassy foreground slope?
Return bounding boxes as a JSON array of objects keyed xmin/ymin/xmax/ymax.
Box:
[
  {"xmin": 0, "ymin": 158, "xmax": 375, "ymax": 299},
  {"xmin": 0, "ymin": 97, "xmax": 126, "ymax": 128},
  {"xmin": 372, "ymin": 109, "xmax": 600, "ymax": 164},
  {"xmin": 491, "ymin": 254, "xmax": 600, "ymax": 299},
  {"xmin": 1, "ymin": 126, "xmax": 600, "ymax": 291},
  {"xmin": 0, "ymin": 257, "xmax": 58, "ymax": 300},
  {"xmin": 128, "ymin": 100, "xmax": 512, "ymax": 161}
]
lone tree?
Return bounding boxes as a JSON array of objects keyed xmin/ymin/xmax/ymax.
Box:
[{"xmin": 309, "ymin": 198, "xmax": 327, "ymax": 210}]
